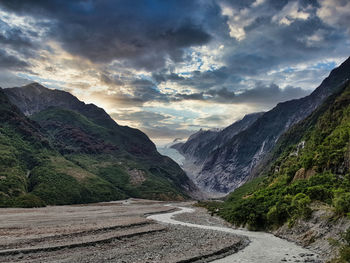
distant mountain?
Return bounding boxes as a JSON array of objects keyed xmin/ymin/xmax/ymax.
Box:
[
  {"xmin": 177, "ymin": 56, "xmax": 350, "ymax": 195},
  {"xmin": 0, "ymin": 84, "xmax": 196, "ymax": 207},
  {"xmin": 173, "ymin": 112, "xmax": 264, "ymax": 162}
]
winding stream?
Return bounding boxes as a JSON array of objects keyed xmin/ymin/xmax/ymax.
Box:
[{"xmin": 147, "ymin": 206, "xmax": 322, "ymax": 263}]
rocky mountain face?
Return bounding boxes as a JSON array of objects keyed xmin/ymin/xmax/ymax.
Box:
[
  {"xmin": 204, "ymin": 80, "xmax": 350, "ymax": 261},
  {"xmin": 173, "ymin": 112, "xmax": 264, "ymax": 162},
  {"xmin": 176, "ymin": 56, "xmax": 350, "ymax": 196},
  {"xmin": 0, "ymin": 84, "xmax": 196, "ymax": 207}
]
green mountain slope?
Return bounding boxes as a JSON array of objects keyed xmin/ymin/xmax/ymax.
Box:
[
  {"xmin": 0, "ymin": 89, "xmax": 126, "ymax": 207},
  {"xmin": 31, "ymin": 107, "xmax": 193, "ymax": 201},
  {"xmin": 0, "ymin": 87, "xmax": 194, "ymax": 207}
]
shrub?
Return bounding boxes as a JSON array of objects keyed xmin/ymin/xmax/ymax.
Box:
[
  {"xmin": 13, "ymin": 194, "xmax": 46, "ymax": 208},
  {"xmin": 339, "ymin": 246, "xmax": 350, "ymax": 262},
  {"xmin": 306, "ymin": 185, "xmax": 333, "ymax": 203},
  {"xmin": 292, "ymin": 193, "xmax": 312, "ymax": 219},
  {"xmin": 333, "ymin": 192, "xmax": 350, "ymax": 214}
]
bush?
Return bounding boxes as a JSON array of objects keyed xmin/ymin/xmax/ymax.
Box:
[
  {"xmin": 339, "ymin": 246, "xmax": 350, "ymax": 262},
  {"xmin": 344, "ymin": 228, "xmax": 350, "ymax": 246},
  {"xmin": 292, "ymin": 193, "xmax": 312, "ymax": 219},
  {"xmin": 306, "ymin": 185, "xmax": 333, "ymax": 203},
  {"xmin": 333, "ymin": 192, "xmax": 350, "ymax": 214},
  {"xmin": 13, "ymin": 194, "xmax": 46, "ymax": 208}
]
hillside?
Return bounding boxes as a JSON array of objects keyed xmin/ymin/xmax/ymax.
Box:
[
  {"xmin": 202, "ymin": 81, "xmax": 350, "ymax": 261},
  {"xmin": 178, "ymin": 56, "xmax": 350, "ymax": 195},
  {"xmin": 0, "ymin": 85, "xmax": 196, "ymax": 207}
]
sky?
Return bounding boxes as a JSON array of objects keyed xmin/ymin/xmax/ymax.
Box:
[{"xmin": 0, "ymin": 0, "xmax": 349, "ymax": 145}]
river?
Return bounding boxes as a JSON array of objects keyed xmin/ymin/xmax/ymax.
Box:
[{"xmin": 148, "ymin": 206, "xmax": 322, "ymax": 263}]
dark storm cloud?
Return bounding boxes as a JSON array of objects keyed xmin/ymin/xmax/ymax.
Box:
[
  {"xmin": 0, "ymin": 49, "xmax": 29, "ymax": 69},
  {"xmin": 99, "ymin": 73, "xmax": 124, "ymax": 86},
  {"xmin": 130, "ymin": 79, "xmax": 169, "ymax": 103},
  {"xmin": 0, "ymin": 23, "xmax": 32, "ymax": 48},
  {"xmin": 174, "ymin": 84, "xmax": 310, "ymax": 105},
  {"xmin": 0, "ymin": 0, "xmax": 211, "ymax": 70},
  {"xmin": 0, "ymin": 17, "xmax": 42, "ymax": 60},
  {"xmin": 205, "ymin": 0, "xmax": 350, "ymax": 89},
  {"xmin": 1, "ymin": 0, "xmax": 349, "ymax": 82},
  {"xmin": 153, "ymin": 67, "xmax": 233, "ymax": 90},
  {"xmin": 220, "ymin": 18, "xmax": 343, "ymax": 79}
]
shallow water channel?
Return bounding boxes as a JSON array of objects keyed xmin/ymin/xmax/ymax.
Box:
[{"xmin": 148, "ymin": 206, "xmax": 322, "ymax": 263}]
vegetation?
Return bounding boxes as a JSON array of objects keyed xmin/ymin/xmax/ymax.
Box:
[
  {"xmin": 200, "ymin": 83, "xmax": 350, "ymax": 232},
  {"xmin": 0, "ymin": 88, "xmax": 189, "ymax": 207}
]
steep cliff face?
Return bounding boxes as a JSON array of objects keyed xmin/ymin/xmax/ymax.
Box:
[
  {"xmin": 178, "ymin": 57, "xmax": 350, "ymax": 195},
  {"xmin": 173, "ymin": 112, "xmax": 264, "ymax": 163}
]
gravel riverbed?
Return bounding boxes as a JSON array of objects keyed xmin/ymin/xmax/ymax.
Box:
[{"xmin": 0, "ymin": 199, "xmax": 245, "ymax": 263}]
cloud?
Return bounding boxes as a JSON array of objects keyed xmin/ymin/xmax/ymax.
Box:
[
  {"xmin": 233, "ymin": 83, "xmax": 310, "ymax": 105},
  {"xmin": 0, "ymin": 0, "xmax": 349, "ymax": 144},
  {"xmin": 317, "ymin": 0, "xmax": 350, "ymax": 34},
  {"xmin": 111, "ymin": 110, "xmax": 194, "ymax": 139},
  {"xmin": 0, "ymin": 49, "xmax": 29, "ymax": 69},
  {"xmin": 0, "ymin": 70, "xmax": 31, "ymax": 88},
  {"xmin": 174, "ymin": 84, "xmax": 310, "ymax": 106},
  {"xmin": 0, "ymin": 0, "xmax": 211, "ymax": 70},
  {"xmin": 272, "ymin": 1, "xmax": 310, "ymax": 25},
  {"xmin": 154, "ymin": 67, "xmax": 232, "ymax": 91},
  {"xmin": 196, "ymin": 114, "xmax": 229, "ymax": 126}
]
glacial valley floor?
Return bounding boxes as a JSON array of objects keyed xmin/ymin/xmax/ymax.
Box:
[{"xmin": 0, "ymin": 199, "xmax": 245, "ymax": 263}]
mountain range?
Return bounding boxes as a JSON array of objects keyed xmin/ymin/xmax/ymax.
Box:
[
  {"xmin": 202, "ymin": 76, "xmax": 350, "ymax": 261},
  {"xmin": 173, "ymin": 56, "xmax": 350, "ymax": 196}
]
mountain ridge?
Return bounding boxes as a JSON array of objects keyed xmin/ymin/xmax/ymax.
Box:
[
  {"xmin": 177, "ymin": 56, "xmax": 350, "ymax": 195},
  {"xmin": 201, "ymin": 80, "xmax": 350, "ymax": 261},
  {"xmin": 0, "ymin": 84, "xmax": 197, "ymax": 207}
]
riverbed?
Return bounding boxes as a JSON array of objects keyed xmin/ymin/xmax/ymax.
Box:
[
  {"xmin": 148, "ymin": 205, "xmax": 323, "ymax": 263},
  {"xmin": 0, "ymin": 199, "xmax": 243, "ymax": 262}
]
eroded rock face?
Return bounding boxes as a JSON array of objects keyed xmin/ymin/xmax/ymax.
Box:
[
  {"xmin": 176, "ymin": 57, "xmax": 350, "ymax": 196},
  {"xmin": 128, "ymin": 169, "xmax": 146, "ymax": 185},
  {"xmin": 274, "ymin": 205, "xmax": 350, "ymax": 261},
  {"xmin": 293, "ymin": 168, "xmax": 316, "ymax": 182}
]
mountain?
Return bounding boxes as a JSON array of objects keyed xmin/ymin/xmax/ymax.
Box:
[
  {"xmin": 173, "ymin": 112, "xmax": 264, "ymax": 162},
  {"xmin": 177, "ymin": 56, "xmax": 350, "ymax": 195},
  {"xmin": 202, "ymin": 80, "xmax": 350, "ymax": 261},
  {"xmin": 4, "ymin": 83, "xmax": 155, "ymax": 155},
  {"xmin": 171, "ymin": 112, "xmax": 264, "ymax": 193},
  {"xmin": 0, "ymin": 84, "xmax": 196, "ymax": 207}
]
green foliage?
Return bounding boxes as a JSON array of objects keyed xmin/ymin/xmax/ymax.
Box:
[
  {"xmin": 80, "ymin": 176, "xmax": 126, "ymax": 203},
  {"xmin": 291, "ymin": 193, "xmax": 312, "ymax": 219},
  {"xmin": 333, "ymin": 191, "xmax": 350, "ymax": 215},
  {"xmin": 29, "ymin": 165, "xmax": 84, "ymax": 205},
  {"xmin": 339, "ymin": 246, "xmax": 350, "ymax": 262},
  {"xmin": 0, "ymin": 88, "xmax": 190, "ymax": 207},
  {"xmin": 12, "ymin": 194, "xmax": 46, "ymax": 208}
]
